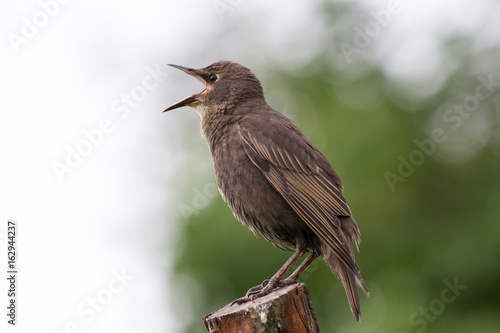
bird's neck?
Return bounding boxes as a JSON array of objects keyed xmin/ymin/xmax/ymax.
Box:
[
  {"xmin": 200, "ymin": 112, "xmax": 237, "ymax": 152},
  {"xmin": 199, "ymin": 98, "xmax": 269, "ymax": 153}
]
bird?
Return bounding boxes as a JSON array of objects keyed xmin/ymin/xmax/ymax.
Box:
[{"xmin": 163, "ymin": 61, "xmax": 369, "ymax": 321}]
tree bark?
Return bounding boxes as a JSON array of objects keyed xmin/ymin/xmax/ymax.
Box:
[{"xmin": 203, "ymin": 283, "xmax": 319, "ymax": 332}]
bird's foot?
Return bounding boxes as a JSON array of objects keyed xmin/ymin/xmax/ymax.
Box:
[
  {"xmin": 246, "ymin": 279, "xmax": 270, "ymax": 295},
  {"xmin": 230, "ymin": 278, "xmax": 297, "ymax": 306},
  {"xmin": 230, "ymin": 280, "xmax": 270, "ymax": 306}
]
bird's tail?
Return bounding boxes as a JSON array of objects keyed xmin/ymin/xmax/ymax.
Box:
[{"xmin": 322, "ymin": 245, "xmax": 369, "ymax": 321}]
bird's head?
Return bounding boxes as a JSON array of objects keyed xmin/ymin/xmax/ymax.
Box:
[{"xmin": 163, "ymin": 61, "xmax": 264, "ymax": 116}]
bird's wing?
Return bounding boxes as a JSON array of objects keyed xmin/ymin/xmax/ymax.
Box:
[{"xmin": 238, "ymin": 116, "xmax": 357, "ymax": 272}]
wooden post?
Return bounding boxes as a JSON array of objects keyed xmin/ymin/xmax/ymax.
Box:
[{"xmin": 202, "ymin": 283, "xmax": 319, "ymax": 333}]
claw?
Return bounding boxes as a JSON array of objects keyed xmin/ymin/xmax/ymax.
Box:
[
  {"xmin": 230, "ymin": 279, "xmax": 272, "ymax": 306},
  {"xmin": 245, "ymin": 279, "xmax": 270, "ymax": 296},
  {"xmin": 231, "ymin": 296, "xmax": 250, "ymax": 306},
  {"xmin": 230, "ymin": 278, "xmax": 298, "ymax": 307}
]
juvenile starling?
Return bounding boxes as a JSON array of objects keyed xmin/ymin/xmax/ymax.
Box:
[{"xmin": 164, "ymin": 61, "xmax": 369, "ymax": 321}]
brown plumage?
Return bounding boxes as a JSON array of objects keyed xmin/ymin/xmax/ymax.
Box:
[{"xmin": 164, "ymin": 61, "xmax": 369, "ymax": 321}]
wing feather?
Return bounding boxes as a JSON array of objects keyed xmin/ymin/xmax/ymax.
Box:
[{"xmin": 239, "ymin": 118, "xmax": 357, "ymax": 272}]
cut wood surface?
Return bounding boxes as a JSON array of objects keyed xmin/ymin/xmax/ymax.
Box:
[{"xmin": 203, "ymin": 283, "xmax": 319, "ymax": 333}]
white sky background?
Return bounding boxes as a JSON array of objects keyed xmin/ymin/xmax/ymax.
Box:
[{"xmin": 0, "ymin": 0, "xmax": 498, "ymax": 332}]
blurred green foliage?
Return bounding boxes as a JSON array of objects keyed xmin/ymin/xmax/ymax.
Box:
[{"xmin": 169, "ymin": 3, "xmax": 500, "ymax": 332}]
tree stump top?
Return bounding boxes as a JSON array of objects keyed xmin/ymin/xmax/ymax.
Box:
[{"xmin": 203, "ymin": 283, "xmax": 319, "ymax": 333}]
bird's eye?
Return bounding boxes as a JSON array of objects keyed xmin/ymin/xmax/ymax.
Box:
[{"xmin": 208, "ymin": 74, "xmax": 218, "ymax": 82}]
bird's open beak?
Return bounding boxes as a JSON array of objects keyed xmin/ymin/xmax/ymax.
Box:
[{"xmin": 163, "ymin": 64, "xmax": 205, "ymax": 112}]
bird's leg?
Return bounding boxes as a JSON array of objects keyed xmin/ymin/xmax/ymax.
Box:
[
  {"xmin": 280, "ymin": 251, "xmax": 319, "ymax": 286},
  {"xmin": 232, "ymin": 237, "xmax": 307, "ymax": 305}
]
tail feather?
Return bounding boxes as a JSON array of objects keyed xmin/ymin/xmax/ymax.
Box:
[
  {"xmin": 356, "ymin": 274, "xmax": 370, "ymax": 297},
  {"xmin": 322, "ymin": 245, "xmax": 369, "ymax": 321}
]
